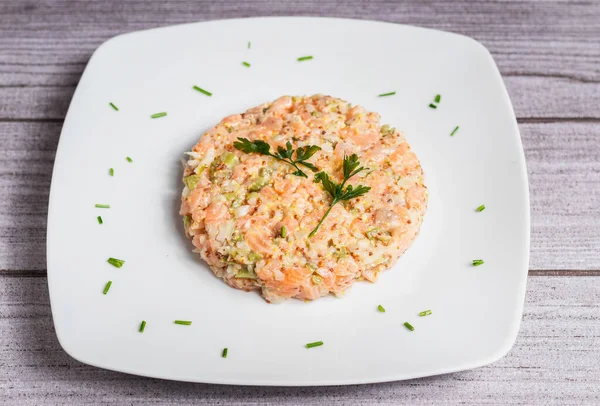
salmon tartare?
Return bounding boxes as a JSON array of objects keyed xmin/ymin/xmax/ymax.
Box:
[{"xmin": 180, "ymin": 94, "xmax": 427, "ymax": 302}]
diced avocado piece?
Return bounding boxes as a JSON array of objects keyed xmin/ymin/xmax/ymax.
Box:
[
  {"xmin": 235, "ymin": 271, "xmax": 257, "ymax": 279},
  {"xmin": 247, "ymin": 251, "xmax": 263, "ymax": 262},
  {"xmin": 248, "ymin": 167, "xmax": 272, "ymax": 192},
  {"xmin": 183, "ymin": 174, "xmax": 201, "ymax": 190}
]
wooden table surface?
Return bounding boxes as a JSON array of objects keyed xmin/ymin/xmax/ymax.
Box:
[{"xmin": 1, "ymin": 1, "xmax": 599, "ymax": 404}]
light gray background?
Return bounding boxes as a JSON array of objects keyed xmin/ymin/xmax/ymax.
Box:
[{"xmin": 1, "ymin": 1, "xmax": 599, "ymax": 404}]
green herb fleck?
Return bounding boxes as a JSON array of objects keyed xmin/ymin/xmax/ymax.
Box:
[
  {"xmin": 472, "ymin": 259, "xmax": 484, "ymax": 267},
  {"xmin": 377, "ymin": 304, "xmax": 386, "ymax": 312},
  {"xmin": 109, "ymin": 168, "xmax": 114, "ymax": 176},
  {"xmin": 102, "ymin": 280, "xmax": 112, "ymax": 295},
  {"xmin": 306, "ymin": 341, "xmax": 323, "ymax": 348},
  {"xmin": 107, "ymin": 257, "xmax": 125, "ymax": 268},
  {"xmin": 139, "ymin": 320, "xmax": 146, "ymax": 333},
  {"xmin": 97, "ymin": 216, "xmax": 103, "ymax": 225},
  {"xmin": 193, "ymin": 86, "xmax": 212, "ymax": 96},
  {"xmin": 429, "ymin": 103, "xmax": 437, "ymax": 109},
  {"xmin": 450, "ymin": 126, "xmax": 459, "ymax": 136},
  {"xmin": 109, "ymin": 102, "xmax": 119, "ymax": 111},
  {"xmin": 248, "ymin": 41, "xmax": 251, "ymax": 49},
  {"xmin": 151, "ymin": 112, "xmax": 167, "ymax": 119},
  {"xmin": 476, "ymin": 204, "xmax": 486, "ymax": 212},
  {"xmin": 297, "ymin": 56, "xmax": 313, "ymax": 61},
  {"xmin": 378, "ymin": 91, "xmax": 396, "ymax": 97},
  {"xmin": 174, "ymin": 320, "xmax": 192, "ymax": 326},
  {"xmin": 222, "ymin": 348, "xmax": 228, "ymax": 358},
  {"xmin": 419, "ymin": 310, "xmax": 432, "ymax": 317},
  {"xmin": 404, "ymin": 322, "xmax": 414, "ymax": 331},
  {"xmin": 234, "ymin": 138, "xmax": 321, "ymax": 178},
  {"xmin": 435, "ymin": 94, "xmax": 441, "ymax": 103},
  {"xmin": 242, "ymin": 61, "xmax": 251, "ymax": 67},
  {"xmin": 126, "ymin": 156, "xmax": 133, "ymax": 163},
  {"xmin": 95, "ymin": 204, "xmax": 110, "ymax": 209},
  {"xmin": 309, "ymin": 154, "xmax": 371, "ymax": 237},
  {"xmin": 280, "ymin": 226, "xmax": 287, "ymax": 238}
]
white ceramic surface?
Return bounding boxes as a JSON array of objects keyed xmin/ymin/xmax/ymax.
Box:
[{"xmin": 47, "ymin": 17, "xmax": 530, "ymax": 385}]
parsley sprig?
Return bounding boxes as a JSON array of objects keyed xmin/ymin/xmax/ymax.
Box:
[
  {"xmin": 233, "ymin": 138, "xmax": 321, "ymax": 178},
  {"xmin": 309, "ymin": 154, "xmax": 371, "ymax": 237}
]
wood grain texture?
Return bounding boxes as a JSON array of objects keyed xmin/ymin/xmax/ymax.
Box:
[
  {"xmin": 2, "ymin": 121, "xmax": 598, "ymax": 271},
  {"xmin": 0, "ymin": 276, "xmax": 598, "ymax": 405},
  {"xmin": 1, "ymin": 76, "xmax": 599, "ymax": 121}
]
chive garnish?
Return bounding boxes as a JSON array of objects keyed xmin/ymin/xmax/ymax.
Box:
[
  {"xmin": 404, "ymin": 322, "xmax": 414, "ymax": 331},
  {"xmin": 450, "ymin": 126, "xmax": 460, "ymax": 136},
  {"xmin": 103, "ymin": 280, "xmax": 112, "ymax": 295},
  {"xmin": 126, "ymin": 156, "xmax": 133, "ymax": 163},
  {"xmin": 476, "ymin": 204, "xmax": 486, "ymax": 212},
  {"xmin": 378, "ymin": 91, "xmax": 396, "ymax": 97},
  {"xmin": 151, "ymin": 112, "xmax": 167, "ymax": 119},
  {"xmin": 377, "ymin": 304, "xmax": 386, "ymax": 312},
  {"xmin": 434, "ymin": 94, "xmax": 441, "ymax": 103},
  {"xmin": 174, "ymin": 320, "xmax": 192, "ymax": 325},
  {"xmin": 419, "ymin": 310, "xmax": 432, "ymax": 317},
  {"xmin": 222, "ymin": 348, "xmax": 228, "ymax": 358},
  {"xmin": 472, "ymin": 259, "xmax": 485, "ymax": 267},
  {"xmin": 109, "ymin": 168, "xmax": 114, "ymax": 176},
  {"xmin": 193, "ymin": 86, "xmax": 212, "ymax": 96},
  {"xmin": 109, "ymin": 102, "xmax": 119, "ymax": 111},
  {"xmin": 139, "ymin": 321, "xmax": 146, "ymax": 333},
  {"xmin": 107, "ymin": 257, "xmax": 125, "ymax": 268},
  {"xmin": 242, "ymin": 61, "xmax": 251, "ymax": 67},
  {"xmin": 297, "ymin": 56, "xmax": 313, "ymax": 61},
  {"xmin": 95, "ymin": 204, "xmax": 110, "ymax": 208},
  {"xmin": 306, "ymin": 341, "xmax": 323, "ymax": 348},
  {"xmin": 97, "ymin": 216, "xmax": 103, "ymax": 225},
  {"xmin": 280, "ymin": 226, "xmax": 287, "ymax": 238},
  {"xmin": 428, "ymin": 103, "xmax": 437, "ymax": 109}
]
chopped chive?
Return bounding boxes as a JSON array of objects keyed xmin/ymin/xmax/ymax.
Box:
[
  {"xmin": 429, "ymin": 103, "xmax": 437, "ymax": 109},
  {"xmin": 222, "ymin": 348, "xmax": 228, "ymax": 358},
  {"xmin": 404, "ymin": 322, "xmax": 414, "ymax": 331},
  {"xmin": 102, "ymin": 280, "xmax": 112, "ymax": 295},
  {"xmin": 472, "ymin": 259, "xmax": 485, "ymax": 267},
  {"xmin": 126, "ymin": 156, "xmax": 133, "ymax": 163},
  {"xmin": 377, "ymin": 304, "xmax": 386, "ymax": 312},
  {"xmin": 109, "ymin": 102, "xmax": 119, "ymax": 111},
  {"xmin": 378, "ymin": 91, "xmax": 396, "ymax": 97},
  {"xmin": 297, "ymin": 56, "xmax": 313, "ymax": 62},
  {"xmin": 95, "ymin": 204, "xmax": 110, "ymax": 208},
  {"xmin": 450, "ymin": 125, "xmax": 460, "ymax": 136},
  {"xmin": 97, "ymin": 216, "xmax": 103, "ymax": 225},
  {"xmin": 434, "ymin": 94, "xmax": 441, "ymax": 103},
  {"xmin": 139, "ymin": 320, "xmax": 147, "ymax": 333},
  {"xmin": 151, "ymin": 112, "xmax": 167, "ymax": 119},
  {"xmin": 476, "ymin": 204, "xmax": 486, "ymax": 212},
  {"xmin": 306, "ymin": 341, "xmax": 323, "ymax": 348},
  {"xmin": 109, "ymin": 168, "xmax": 114, "ymax": 176},
  {"xmin": 242, "ymin": 61, "xmax": 251, "ymax": 67},
  {"xmin": 419, "ymin": 310, "xmax": 432, "ymax": 317},
  {"xmin": 193, "ymin": 86, "xmax": 212, "ymax": 96},
  {"xmin": 248, "ymin": 41, "xmax": 251, "ymax": 49},
  {"xmin": 174, "ymin": 320, "xmax": 192, "ymax": 326},
  {"xmin": 107, "ymin": 257, "xmax": 125, "ymax": 268},
  {"xmin": 280, "ymin": 226, "xmax": 287, "ymax": 238}
]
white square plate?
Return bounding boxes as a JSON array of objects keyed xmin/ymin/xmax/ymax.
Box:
[{"xmin": 47, "ymin": 17, "xmax": 530, "ymax": 385}]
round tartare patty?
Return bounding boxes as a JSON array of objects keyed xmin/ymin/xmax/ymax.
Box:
[{"xmin": 180, "ymin": 94, "xmax": 427, "ymax": 302}]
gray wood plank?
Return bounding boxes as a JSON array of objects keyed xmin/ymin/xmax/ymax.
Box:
[
  {"xmin": 0, "ymin": 275, "xmax": 598, "ymax": 405},
  {"xmin": 1, "ymin": 76, "xmax": 599, "ymax": 121},
  {"xmin": 2, "ymin": 121, "xmax": 598, "ymax": 272},
  {"xmin": 0, "ymin": 0, "xmax": 598, "ymax": 83}
]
